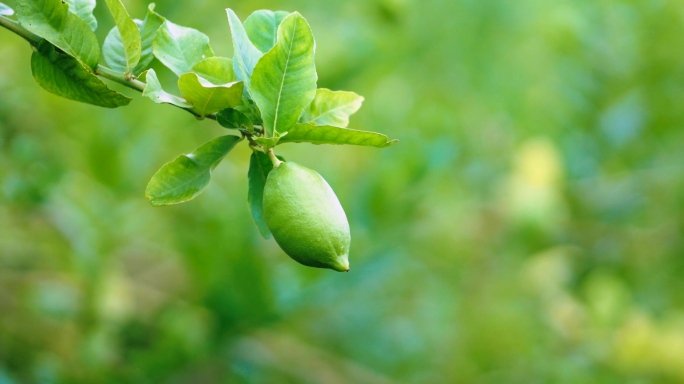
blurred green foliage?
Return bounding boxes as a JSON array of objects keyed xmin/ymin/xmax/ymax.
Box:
[{"xmin": 2, "ymin": 0, "xmax": 684, "ymax": 383}]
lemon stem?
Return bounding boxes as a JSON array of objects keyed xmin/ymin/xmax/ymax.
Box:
[{"xmin": 268, "ymin": 148, "xmax": 283, "ymax": 168}]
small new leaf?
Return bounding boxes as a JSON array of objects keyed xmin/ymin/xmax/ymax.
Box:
[
  {"xmin": 146, "ymin": 135, "xmax": 242, "ymax": 206},
  {"xmin": 153, "ymin": 19, "xmax": 214, "ymax": 77},
  {"xmin": 104, "ymin": 0, "xmax": 141, "ymax": 74},
  {"xmin": 279, "ymin": 123, "xmax": 397, "ymax": 148},
  {"xmin": 16, "ymin": 0, "xmax": 100, "ymax": 69},
  {"xmin": 249, "ymin": 12, "xmax": 317, "ymax": 137},
  {"xmin": 255, "ymin": 132, "xmax": 286, "ymax": 151},
  {"xmin": 178, "ymin": 74, "xmax": 243, "ymax": 117},
  {"xmin": 63, "ymin": 0, "xmax": 97, "ymax": 31},
  {"xmin": 141, "ymin": 69, "xmax": 191, "ymax": 108},
  {"xmin": 244, "ymin": 10, "xmax": 290, "ymax": 53},
  {"xmin": 299, "ymin": 89, "xmax": 364, "ymax": 128},
  {"xmin": 31, "ymin": 42, "xmax": 131, "ymax": 108}
]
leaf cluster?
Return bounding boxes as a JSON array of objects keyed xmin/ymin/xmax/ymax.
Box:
[{"xmin": 0, "ymin": 1, "xmax": 397, "ymax": 238}]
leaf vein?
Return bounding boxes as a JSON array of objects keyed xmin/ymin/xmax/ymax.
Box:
[{"xmin": 272, "ymin": 17, "xmax": 298, "ymax": 133}]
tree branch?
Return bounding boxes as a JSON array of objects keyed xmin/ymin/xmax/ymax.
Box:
[
  {"xmin": 95, "ymin": 65, "xmax": 146, "ymax": 92},
  {"xmin": 0, "ymin": 15, "xmax": 41, "ymax": 46},
  {"xmin": 0, "ymin": 15, "xmax": 216, "ymax": 121}
]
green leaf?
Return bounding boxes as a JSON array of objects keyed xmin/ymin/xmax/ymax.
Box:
[
  {"xmin": 191, "ymin": 57, "xmax": 235, "ymax": 85},
  {"xmin": 63, "ymin": 0, "xmax": 97, "ymax": 31},
  {"xmin": 103, "ymin": 5, "xmax": 164, "ymax": 76},
  {"xmin": 278, "ymin": 123, "xmax": 397, "ymax": 148},
  {"xmin": 255, "ymin": 133, "xmax": 285, "ymax": 151},
  {"xmin": 0, "ymin": 3, "xmax": 14, "ymax": 16},
  {"xmin": 103, "ymin": 20, "xmax": 141, "ymax": 74},
  {"xmin": 146, "ymin": 135, "xmax": 241, "ymax": 206},
  {"xmin": 16, "ymin": 0, "xmax": 100, "ymax": 69},
  {"xmin": 250, "ymin": 12, "xmax": 317, "ymax": 137},
  {"xmin": 299, "ymin": 89, "xmax": 364, "ymax": 128},
  {"xmin": 153, "ymin": 19, "xmax": 214, "ymax": 77},
  {"xmin": 178, "ymin": 74, "xmax": 243, "ymax": 117},
  {"xmin": 103, "ymin": 0, "xmax": 141, "ymax": 74},
  {"xmin": 226, "ymin": 8, "xmax": 262, "ymax": 90},
  {"xmin": 244, "ymin": 10, "xmax": 290, "ymax": 53},
  {"xmin": 31, "ymin": 42, "xmax": 131, "ymax": 108},
  {"xmin": 217, "ymin": 108, "xmax": 253, "ymax": 131},
  {"xmin": 141, "ymin": 68, "xmax": 191, "ymax": 108},
  {"xmin": 235, "ymin": 98, "xmax": 262, "ymax": 125},
  {"xmin": 133, "ymin": 4, "xmax": 165, "ymax": 75},
  {"xmin": 248, "ymin": 151, "xmax": 284, "ymax": 238}
]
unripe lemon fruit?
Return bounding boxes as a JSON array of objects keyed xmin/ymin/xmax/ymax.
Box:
[{"xmin": 263, "ymin": 161, "xmax": 350, "ymax": 272}]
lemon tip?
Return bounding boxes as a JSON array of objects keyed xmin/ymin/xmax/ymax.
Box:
[{"xmin": 332, "ymin": 257, "xmax": 350, "ymax": 272}]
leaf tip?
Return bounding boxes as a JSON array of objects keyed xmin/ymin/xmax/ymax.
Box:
[
  {"xmin": 382, "ymin": 139, "xmax": 399, "ymax": 148},
  {"xmin": 145, "ymin": 193, "xmax": 162, "ymax": 206},
  {"xmin": 257, "ymin": 228, "xmax": 273, "ymax": 239}
]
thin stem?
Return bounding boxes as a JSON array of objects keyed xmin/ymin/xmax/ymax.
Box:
[
  {"xmin": 267, "ymin": 148, "xmax": 283, "ymax": 167},
  {"xmin": 0, "ymin": 16, "xmax": 41, "ymax": 46},
  {"xmin": 95, "ymin": 65, "xmax": 217, "ymax": 120},
  {"xmin": 245, "ymin": 134, "xmax": 262, "ymax": 151},
  {"xmin": 96, "ymin": 65, "xmax": 146, "ymax": 92}
]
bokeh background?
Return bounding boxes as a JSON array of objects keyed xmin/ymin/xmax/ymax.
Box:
[{"xmin": 2, "ymin": 0, "xmax": 684, "ymax": 382}]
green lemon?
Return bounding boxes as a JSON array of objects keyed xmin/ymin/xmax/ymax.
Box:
[{"xmin": 263, "ymin": 161, "xmax": 350, "ymax": 272}]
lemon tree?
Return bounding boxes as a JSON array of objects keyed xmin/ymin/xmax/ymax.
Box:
[{"xmin": 0, "ymin": 1, "xmax": 397, "ymax": 271}]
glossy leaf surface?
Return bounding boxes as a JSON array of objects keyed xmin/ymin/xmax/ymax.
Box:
[
  {"xmin": 0, "ymin": 2, "xmax": 14, "ymax": 16},
  {"xmin": 103, "ymin": 0, "xmax": 141, "ymax": 74},
  {"xmin": 31, "ymin": 42, "xmax": 131, "ymax": 108},
  {"xmin": 103, "ymin": 19, "xmax": 141, "ymax": 74},
  {"xmin": 16, "ymin": 0, "xmax": 100, "ymax": 69},
  {"xmin": 134, "ymin": 4, "xmax": 165, "ymax": 75},
  {"xmin": 178, "ymin": 74, "xmax": 243, "ymax": 117},
  {"xmin": 63, "ymin": 0, "xmax": 97, "ymax": 31},
  {"xmin": 153, "ymin": 19, "xmax": 214, "ymax": 76},
  {"xmin": 146, "ymin": 135, "xmax": 241, "ymax": 206},
  {"xmin": 279, "ymin": 123, "xmax": 397, "ymax": 148},
  {"xmin": 299, "ymin": 89, "xmax": 364, "ymax": 128},
  {"xmin": 249, "ymin": 12, "xmax": 317, "ymax": 137},
  {"xmin": 244, "ymin": 10, "xmax": 289, "ymax": 53},
  {"xmin": 103, "ymin": 4, "xmax": 164, "ymax": 76},
  {"xmin": 226, "ymin": 8, "xmax": 262, "ymax": 90},
  {"xmin": 191, "ymin": 57, "xmax": 235, "ymax": 85},
  {"xmin": 141, "ymin": 69, "xmax": 191, "ymax": 108}
]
